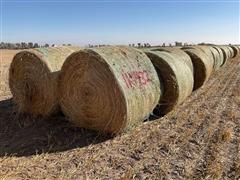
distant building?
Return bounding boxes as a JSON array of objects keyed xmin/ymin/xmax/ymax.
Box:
[{"xmin": 175, "ymin": 41, "xmax": 182, "ymax": 46}]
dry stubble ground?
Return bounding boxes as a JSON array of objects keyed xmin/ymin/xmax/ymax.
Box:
[{"xmin": 0, "ymin": 49, "xmax": 240, "ymax": 179}]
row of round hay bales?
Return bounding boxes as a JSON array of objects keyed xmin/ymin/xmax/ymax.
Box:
[
  {"xmin": 58, "ymin": 46, "xmax": 197, "ymax": 133},
  {"xmin": 180, "ymin": 45, "xmax": 240, "ymax": 89},
  {"xmin": 59, "ymin": 44, "xmax": 238, "ymax": 133},
  {"xmin": 9, "ymin": 46, "xmax": 81, "ymax": 117},
  {"xmin": 9, "ymin": 45, "xmax": 239, "ymax": 134}
]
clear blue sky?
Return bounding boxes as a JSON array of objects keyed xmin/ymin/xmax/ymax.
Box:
[{"xmin": 1, "ymin": 0, "xmax": 239, "ymax": 46}]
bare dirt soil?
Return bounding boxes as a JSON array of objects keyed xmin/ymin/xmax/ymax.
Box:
[{"xmin": 0, "ymin": 50, "xmax": 240, "ymax": 179}]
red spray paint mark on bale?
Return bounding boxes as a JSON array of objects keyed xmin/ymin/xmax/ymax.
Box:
[{"xmin": 121, "ymin": 70, "xmax": 150, "ymax": 89}]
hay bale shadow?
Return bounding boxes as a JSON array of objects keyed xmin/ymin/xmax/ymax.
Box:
[{"xmin": 0, "ymin": 98, "xmax": 112, "ymax": 157}]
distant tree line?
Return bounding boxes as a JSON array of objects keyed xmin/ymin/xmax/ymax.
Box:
[
  {"xmin": 0, "ymin": 42, "xmax": 56, "ymax": 49},
  {"xmin": 1, "ymin": 41, "xmax": 195, "ymax": 50}
]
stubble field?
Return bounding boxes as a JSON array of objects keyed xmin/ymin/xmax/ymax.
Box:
[{"xmin": 0, "ymin": 49, "xmax": 240, "ymax": 179}]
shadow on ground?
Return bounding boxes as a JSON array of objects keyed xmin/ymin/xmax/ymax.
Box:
[{"xmin": 0, "ymin": 98, "xmax": 112, "ymax": 157}]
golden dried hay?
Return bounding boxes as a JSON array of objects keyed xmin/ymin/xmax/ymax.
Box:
[
  {"xmin": 182, "ymin": 47, "xmax": 214, "ymax": 90},
  {"xmin": 185, "ymin": 45, "xmax": 225, "ymax": 70},
  {"xmin": 9, "ymin": 46, "xmax": 81, "ymax": 117},
  {"xmin": 180, "ymin": 46, "xmax": 213, "ymax": 64},
  {"xmin": 150, "ymin": 47, "xmax": 194, "ymax": 73},
  {"xmin": 227, "ymin": 46, "xmax": 234, "ymax": 58},
  {"xmin": 212, "ymin": 46, "xmax": 225, "ymax": 68},
  {"xmin": 59, "ymin": 46, "xmax": 161, "ymax": 134},
  {"xmin": 193, "ymin": 46, "xmax": 221, "ymax": 71},
  {"xmin": 195, "ymin": 46, "xmax": 216, "ymax": 66},
  {"xmin": 229, "ymin": 45, "xmax": 239, "ymax": 57},
  {"xmin": 219, "ymin": 46, "xmax": 231, "ymax": 64},
  {"xmin": 144, "ymin": 50, "xmax": 194, "ymax": 115},
  {"xmin": 207, "ymin": 46, "xmax": 223, "ymax": 70}
]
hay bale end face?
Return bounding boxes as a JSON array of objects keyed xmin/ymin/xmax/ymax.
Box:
[
  {"xmin": 145, "ymin": 50, "xmax": 194, "ymax": 115},
  {"xmin": 182, "ymin": 48, "xmax": 214, "ymax": 90},
  {"xmin": 59, "ymin": 46, "xmax": 161, "ymax": 134},
  {"xmin": 9, "ymin": 46, "xmax": 81, "ymax": 117}
]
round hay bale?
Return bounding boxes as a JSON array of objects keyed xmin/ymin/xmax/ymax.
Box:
[
  {"xmin": 144, "ymin": 50, "xmax": 194, "ymax": 115},
  {"xmin": 150, "ymin": 47, "xmax": 194, "ymax": 73},
  {"xmin": 9, "ymin": 46, "xmax": 81, "ymax": 117},
  {"xmin": 197, "ymin": 46, "xmax": 216, "ymax": 66},
  {"xmin": 181, "ymin": 46, "xmax": 215, "ymax": 68},
  {"xmin": 192, "ymin": 46, "xmax": 221, "ymax": 71},
  {"xmin": 207, "ymin": 46, "xmax": 223, "ymax": 70},
  {"xmin": 226, "ymin": 46, "xmax": 234, "ymax": 58},
  {"xmin": 212, "ymin": 46, "xmax": 224, "ymax": 67},
  {"xmin": 181, "ymin": 48, "xmax": 214, "ymax": 90},
  {"xmin": 229, "ymin": 45, "xmax": 239, "ymax": 57},
  {"xmin": 59, "ymin": 46, "xmax": 161, "ymax": 134},
  {"xmin": 219, "ymin": 46, "xmax": 231, "ymax": 64}
]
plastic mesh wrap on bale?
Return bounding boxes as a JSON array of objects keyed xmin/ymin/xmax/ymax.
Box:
[
  {"xmin": 212, "ymin": 46, "xmax": 225, "ymax": 68},
  {"xmin": 144, "ymin": 50, "xmax": 194, "ymax": 115},
  {"xmin": 182, "ymin": 48, "xmax": 214, "ymax": 90},
  {"xmin": 9, "ymin": 46, "xmax": 81, "ymax": 117},
  {"xmin": 150, "ymin": 47, "xmax": 194, "ymax": 74},
  {"xmin": 207, "ymin": 46, "xmax": 222, "ymax": 70},
  {"xmin": 59, "ymin": 46, "xmax": 161, "ymax": 134},
  {"xmin": 227, "ymin": 46, "xmax": 234, "ymax": 58},
  {"xmin": 198, "ymin": 46, "xmax": 215, "ymax": 66},
  {"xmin": 230, "ymin": 45, "xmax": 239, "ymax": 57},
  {"xmin": 219, "ymin": 46, "xmax": 231, "ymax": 64},
  {"xmin": 187, "ymin": 46, "xmax": 222, "ymax": 71}
]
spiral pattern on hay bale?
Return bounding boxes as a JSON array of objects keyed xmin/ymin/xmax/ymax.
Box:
[
  {"xmin": 144, "ymin": 50, "xmax": 194, "ymax": 115},
  {"xmin": 9, "ymin": 46, "xmax": 81, "ymax": 116},
  {"xmin": 182, "ymin": 48, "xmax": 214, "ymax": 90},
  {"xmin": 59, "ymin": 46, "xmax": 161, "ymax": 134}
]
